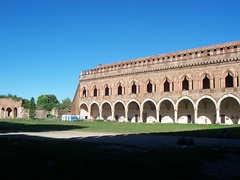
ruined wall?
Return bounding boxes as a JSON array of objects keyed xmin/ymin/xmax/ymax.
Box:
[{"xmin": 0, "ymin": 98, "xmax": 23, "ymax": 118}]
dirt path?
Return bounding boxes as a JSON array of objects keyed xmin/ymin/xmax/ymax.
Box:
[{"xmin": 1, "ymin": 131, "xmax": 240, "ymax": 148}]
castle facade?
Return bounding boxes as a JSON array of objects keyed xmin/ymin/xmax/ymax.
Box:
[{"xmin": 72, "ymin": 41, "xmax": 240, "ymax": 124}]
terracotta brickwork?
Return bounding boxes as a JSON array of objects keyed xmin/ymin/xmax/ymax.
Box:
[
  {"xmin": 72, "ymin": 41, "xmax": 240, "ymax": 124},
  {"xmin": 0, "ymin": 98, "xmax": 23, "ymax": 118}
]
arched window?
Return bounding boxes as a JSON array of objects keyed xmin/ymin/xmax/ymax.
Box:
[
  {"xmin": 164, "ymin": 79, "xmax": 170, "ymax": 92},
  {"xmin": 105, "ymin": 85, "xmax": 109, "ymax": 96},
  {"xmin": 147, "ymin": 80, "xmax": 152, "ymax": 93},
  {"xmin": 83, "ymin": 88, "xmax": 86, "ymax": 97},
  {"xmin": 132, "ymin": 82, "xmax": 137, "ymax": 94},
  {"xmin": 14, "ymin": 107, "xmax": 18, "ymax": 118},
  {"xmin": 6, "ymin": 107, "xmax": 12, "ymax": 117},
  {"xmin": 182, "ymin": 76, "xmax": 189, "ymax": 90},
  {"xmin": 225, "ymin": 72, "xmax": 233, "ymax": 87},
  {"xmin": 118, "ymin": 84, "xmax": 122, "ymax": 95},
  {"xmin": 94, "ymin": 86, "xmax": 97, "ymax": 97},
  {"xmin": 203, "ymin": 75, "xmax": 210, "ymax": 89}
]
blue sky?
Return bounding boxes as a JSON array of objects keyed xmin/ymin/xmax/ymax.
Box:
[{"xmin": 0, "ymin": 0, "xmax": 239, "ymax": 102}]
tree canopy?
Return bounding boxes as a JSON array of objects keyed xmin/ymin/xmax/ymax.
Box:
[
  {"xmin": 29, "ymin": 97, "xmax": 36, "ymax": 119},
  {"xmin": 58, "ymin": 97, "xmax": 71, "ymax": 110},
  {"xmin": 37, "ymin": 94, "xmax": 59, "ymax": 111}
]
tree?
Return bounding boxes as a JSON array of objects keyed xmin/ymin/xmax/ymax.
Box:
[
  {"xmin": 29, "ymin": 97, "xmax": 36, "ymax": 119},
  {"xmin": 37, "ymin": 94, "xmax": 59, "ymax": 111},
  {"xmin": 22, "ymin": 99, "xmax": 30, "ymax": 108},
  {"xmin": 58, "ymin": 97, "xmax": 72, "ymax": 110}
]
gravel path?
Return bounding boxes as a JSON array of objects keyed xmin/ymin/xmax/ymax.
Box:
[{"xmin": 1, "ymin": 131, "xmax": 240, "ymax": 148}]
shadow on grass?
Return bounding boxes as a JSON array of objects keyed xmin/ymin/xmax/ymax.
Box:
[
  {"xmin": 0, "ymin": 121, "xmax": 85, "ymax": 133},
  {"xmin": 0, "ymin": 133, "xmax": 240, "ymax": 179},
  {"xmin": 150, "ymin": 125, "xmax": 240, "ymax": 139}
]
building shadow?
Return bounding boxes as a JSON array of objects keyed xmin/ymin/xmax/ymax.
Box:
[{"xmin": 0, "ymin": 121, "xmax": 85, "ymax": 133}]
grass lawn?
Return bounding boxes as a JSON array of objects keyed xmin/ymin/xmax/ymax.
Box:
[
  {"xmin": 1, "ymin": 119, "xmax": 240, "ymax": 139},
  {"xmin": 0, "ymin": 119, "xmax": 240, "ymax": 179}
]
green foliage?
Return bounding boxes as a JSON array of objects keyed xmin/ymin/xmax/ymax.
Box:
[
  {"xmin": 29, "ymin": 97, "xmax": 36, "ymax": 119},
  {"xmin": 22, "ymin": 99, "xmax": 30, "ymax": 108},
  {"xmin": 37, "ymin": 94, "xmax": 59, "ymax": 111},
  {"xmin": 0, "ymin": 94, "xmax": 22, "ymax": 101},
  {"xmin": 57, "ymin": 97, "xmax": 71, "ymax": 110}
]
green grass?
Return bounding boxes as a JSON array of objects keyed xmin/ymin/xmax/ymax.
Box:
[{"xmin": 1, "ymin": 119, "xmax": 240, "ymax": 139}]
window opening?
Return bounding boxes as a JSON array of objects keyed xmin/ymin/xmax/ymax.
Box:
[
  {"xmin": 118, "ymin": 84, "xmax": 122, "ymax": 95},
  {"xmin": 147, "ymin": 80, "xmax": 152, "ymax": 93},
  {"xmin": 164, "ymin": 79, "xmax": 170, "ymax": 92},
  {"xmin": 105, "ymin": 85, "xmax": 109, "ymax": 96},
  {"xmin": 132, "ymin": 82, "xmax": 137, "ymax": 94},
  {"xmin": 83, "ymin": 88, "xmax": 86, "ymax": 97},
  {"xmin": 225, "ymin": 72, "xmax": 233, "ymax": 87},
  {"xmin": 182, "ymin": 77, "xmax": 189, "ymax": 90},
  {"xmin": 94, "ymin": 87, "xmax": 97, "ymax": 96},
  {"xmin": 203, "ymin": 75, "xmax": 210, "ymax": 89}
]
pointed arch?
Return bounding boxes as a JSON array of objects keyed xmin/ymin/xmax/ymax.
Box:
[
  {"xmin": 147, "ymin": 80, "xmax": 153, "ymax": 93},
  {"xmin": 117, "ymin": 83, "xmax": 123, "ymax": 95},
  {"xmin": 164, "ymin": 78, "xmax": 170, "ymax": 92},
  {"xmin": 225, "ymin": 72, "xmax": 233, "ymax": 87},
  {"xmin": 202, "ymin": 74, "xmax": 210, "ymax": 89},
  {"xmin": 182, "ymin": 76, "xmax": 189, "ymax": 90},
  {"xmin": 104, "ymin": 84, "xmax": 109, "ymax": 96}
]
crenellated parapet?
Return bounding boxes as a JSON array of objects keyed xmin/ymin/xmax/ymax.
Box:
[{"xmin": 80, "ymin": 41, "xmax": 240, "ymax": 81}]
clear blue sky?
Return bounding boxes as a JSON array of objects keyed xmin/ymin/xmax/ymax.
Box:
[{"xmin": 0, "ymin": 0, "xmax": 239, "ymax": 102}]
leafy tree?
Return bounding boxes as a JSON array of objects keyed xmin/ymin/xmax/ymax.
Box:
[
  {"xmin": 58, "ymin": 97, "xmax": 72, "ymax": 110},
  {"xmin": 37, "ymin": 94, "xmax": 59, "ymax": 111},
  {"xmin": 22, "ymin": 99, "xmax": 30, "ymax": 108},
  {"xmin": 29, "ymin": 97, "xmax": 36, "ymax": 119}
]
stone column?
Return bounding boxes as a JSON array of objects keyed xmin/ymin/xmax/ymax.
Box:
[
  {"xmin": 194, "ymin": 109, "xmax": 198, "ymax": 124},
  {"xmin": 112, "ymin": 110, "xmax": 115, "ymax": 121},
  {"xmin": 174, "ymin": 109, "xmax": 178, "ymax": 123},
  {"xmin": 210, "ymin": 78, "xmax": 213, "ymax": 89},
  {"xmin": 125, "ymin": 110, "xmax": 128, "ymax": 122},
  {"xmin": 216, "ymin": 108, "xmax": 220, "ymax": 124},
  {"xmin": 189, "ymin": 80, "xmax": 192, "ymax": 90},
  {"xmin": 99, "ymin": 110, "xmax": 103, "ymax": 120},
  {"xmin": 234, "ymin": 77, "xmax": 237, "ymax": 87},
  {"xmin": 153, "ymin": 84, "xmax": 155, "ymax": 93},
  {"xmin": 156, "ymin": 109, "xmax": 160, "ymax": 122},
  {"xmin": 139, "ymin": 109, "xmax": 143, "ymax": 123}
]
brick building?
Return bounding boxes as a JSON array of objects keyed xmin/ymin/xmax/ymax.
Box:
[
  {"xmin": 71, "ymin": 41, "xmax": 240, "ymax": 124},
  {"xmin": 0, "ymin": 98, "xmax": 22, "ymax": 119}
]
